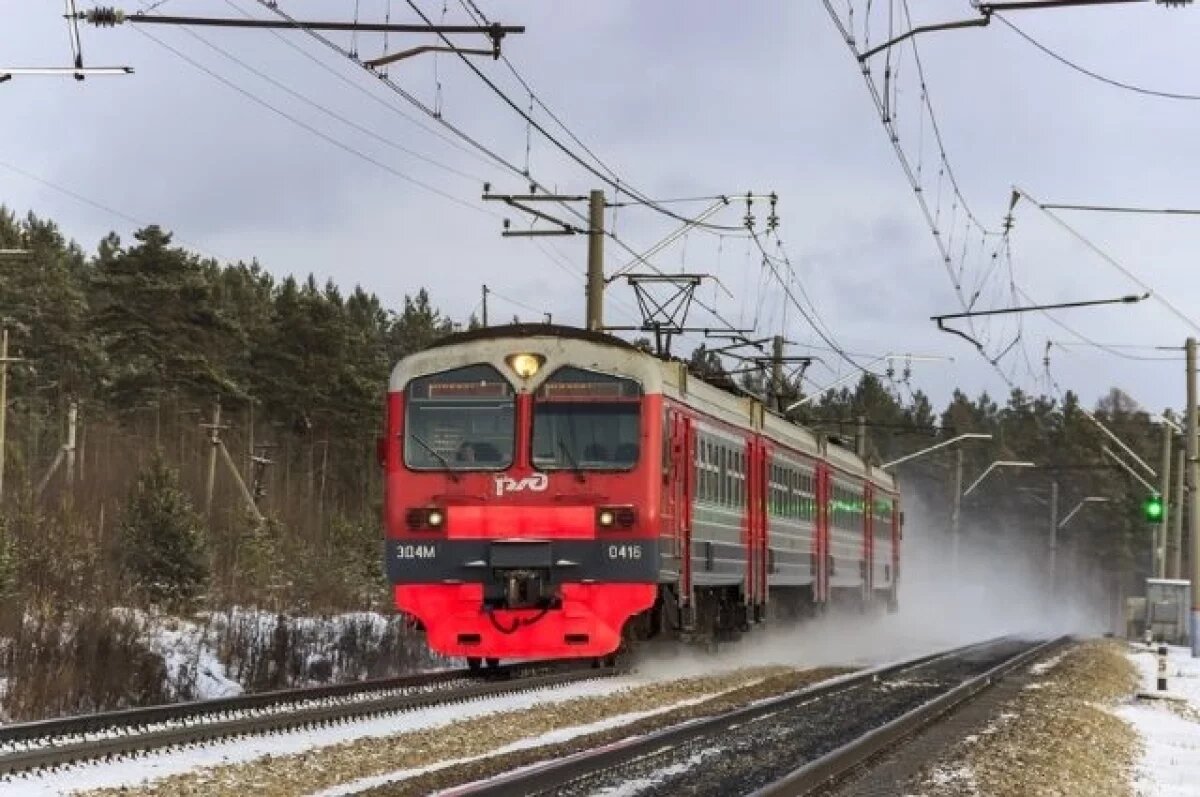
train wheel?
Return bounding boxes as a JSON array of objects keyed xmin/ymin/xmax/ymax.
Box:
[
  {"xmin": 485, "ymin": 657, "xmax": 500, "ymax": 669},
  {"xmin": 467, "ymin": 657, "xmax": 482, "ymax": 672}
]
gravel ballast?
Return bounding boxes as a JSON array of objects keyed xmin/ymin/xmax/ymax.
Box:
[
  {"xmin": 81, "ymin": 665, "xmax": 842, "ymax": 797},
  {"xmin": 918, "ymin": 640, "xmax": 1141, "ymax": 797}
]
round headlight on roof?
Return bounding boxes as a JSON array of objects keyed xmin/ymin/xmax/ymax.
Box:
[{"xmin": 506, "ymin": 353, "xmax": 545, "ymax": 379}]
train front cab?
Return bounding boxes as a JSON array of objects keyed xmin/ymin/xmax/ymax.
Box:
[{"xmin": 381, "ymin": 336, "xmax": 661, "ymax": 662}]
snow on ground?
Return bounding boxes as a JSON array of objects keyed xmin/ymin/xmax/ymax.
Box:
[
  {"xmin": 1028, "ymin": 650, "xmax": 1067, "ymax": 676},
  {"xmin": 311, "ymin": 687, "xmax": 752, "ymax": 796},
  {"xmin": 584, "ymin": 747, "xmax": 725, "ymax": 797},
  {"xmin": 1119, "ymin": 644, "xmax": 1200, "ymax": 797},
  {"xmin": 7, "ymin": 674, "xmax": 651, "ymax": 797},
  {"xmin": 122, "ymin": 610, "xmax": 244, "ymax": 700}
]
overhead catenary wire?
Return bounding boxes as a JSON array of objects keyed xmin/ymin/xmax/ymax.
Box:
[
  {"xmin": 400, "ymin": 0, "xmax": 745, "ymax": 234},
  {"xmin": 253, "ymin": 0, "xmax": 536, "ymax": 185},
  {"xmin": 248, "ymin": 1, "xmax": 751, "ymax": 351},
  {"xmin": 995, "ymin": 12, "xmax": 1200, "ymax": 102},
  {"xmin": 822, "ymin": 1, "xmax": 996, "ymax": 349},
  {"xmin": 455, "ymin": 0, "xmax": 624, "ymax": 186},
  {"xmin": 1015, "ymin": 186, "xmax": 1200, "ymax": 335},
  {"xmin": 1016, "ymin": 286, "xmax": 1182, "ymax": 363},
  {"xmin": 130, "ymin": 26, "xmax": 493, "ymax": 218},
  {"xmin": 749, "ymin": 229, "xmax": 881, "ymax": 379},
  {"xmin": 175, "ymin": 10, "xmax": 486, "ymax": 185},
  {"xmin": 0, "ymin": 157, "xmax": 227, "ymax": 262},
  {"xmin": 485, "ymin": 285, "xmax": 550, "ymax": 318},
  {"xmin": 224, "ymin": 0, "xmax": 509, "ymax": 178}
]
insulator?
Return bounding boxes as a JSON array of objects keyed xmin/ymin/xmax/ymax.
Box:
[{"xmin": 85, "ymin": 7, "xmax": 126, "ymax": 26}]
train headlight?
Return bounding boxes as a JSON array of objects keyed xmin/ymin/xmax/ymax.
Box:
[
  {"xmin": 506, "ymin": 353, "xmax": 544, "ymax": 379},
  {"xmin": 406, "ymin": 507, "xmax": 445, "ymax": 530},
  {"xmin": 596, "ymin": 506, "xmax": 635, "ymax": 530}
]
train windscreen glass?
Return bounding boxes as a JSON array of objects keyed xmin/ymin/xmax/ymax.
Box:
[
  {"xmin": 404, "ymin": 364, "xmax": 515, "ymax": 470},
  {"xmin": 531, "ymin": 367, "xmax": 642, "ymax": 471}
]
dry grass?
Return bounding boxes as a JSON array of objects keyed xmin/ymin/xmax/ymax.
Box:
[
  {"xmin": 923, "ymin": 640, "xmax": 1140, "ymax": 797},
  {"xmin": 82, "ymin": 666, "xmax": 846, "ymax": 797}
]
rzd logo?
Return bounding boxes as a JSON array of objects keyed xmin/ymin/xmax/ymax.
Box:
[{"xmin": 494, "ymin": 473, "xmax": 549, "ymax": 496}]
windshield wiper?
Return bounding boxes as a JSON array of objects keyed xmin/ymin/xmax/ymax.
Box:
[
  {"xmin": 409, "ymin": 433, "xmax": 460, "ymax": 482},
  {"xmin": 557, "ymin": 438, "xmax": 586, "ymax": 483}
]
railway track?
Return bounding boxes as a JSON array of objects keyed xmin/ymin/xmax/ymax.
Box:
[
  {"xmin": 446, "ymin": 635, "xmax": 1069, "ymax": 797},
  {"xmin": 0, "ymin": 658, "xmax": 618, "ymax": 777}
]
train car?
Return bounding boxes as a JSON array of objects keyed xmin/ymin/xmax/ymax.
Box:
[{"xmin": 380, "ymin": 324, "xmax": 900, "ymax": 666}]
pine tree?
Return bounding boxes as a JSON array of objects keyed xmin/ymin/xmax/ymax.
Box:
[
  {"xmin": 90, "ymin": 225, "xmax": 243, "ymax": 411},
  {"xmin": 118, "ymin": 456, "xmax": 209, "ymax": 607}
]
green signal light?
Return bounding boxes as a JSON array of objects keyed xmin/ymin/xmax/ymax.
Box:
[{"xmin": 1143, "ymin": 494, "xmax": 1164, "ymax": 522}]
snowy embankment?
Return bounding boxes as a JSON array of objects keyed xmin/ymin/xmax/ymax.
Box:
[
  {"xmin": 16, "ymin": 675, "xmax": 638, "ymax": 797},
  {"xmin": 1120, "ymin": 644, "xmax": 1200, "ymax": 797},
  {"xmin": 112, "ymin": 607, "xmax": 441, "ymax": 701}
]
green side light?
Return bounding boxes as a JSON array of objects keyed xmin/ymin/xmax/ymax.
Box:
[{"xmin": 1143, "ymin": 494, "xmax": 1164, "ymax": 522}]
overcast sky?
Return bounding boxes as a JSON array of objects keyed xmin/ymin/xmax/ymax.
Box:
[{"xmin": 3, "ymin": 1, "xmax": 1200, "ymax": 416}]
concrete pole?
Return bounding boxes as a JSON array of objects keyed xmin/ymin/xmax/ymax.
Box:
[
  {"xmin": 1158, "ymin": 421, "xmax": 1172, "ymax": 579},
  {"xmin": 0, "ymin": 328, "xmax": 8, "ymax": 503},
  {"xmin": 952, "ymin": 448, "xmax": 963, "ymax": 579},
  {"xmin": 585, "ymin": 189, "xmax": 605, "ymax": 331},
  {"xmin": 205, "ymin": 400, "xmax": 221, "ymax": 517},
  {"xmin": 1050, "ymin": 480, "xmax": 1059, "ymax": 597},
  {"xmin": 1171, "ymin": 446, "xmax": 1185, "ymax": 579},
  {"xmin": 1186, "ymin": 337, "xmax": 1198, "ymax": 656},
  {"xmin": 856, "ymin": 415, "xmax": 868, "ymax": 459},
  {"xmin": 481, "ymin": 284, "xmax": 489, "ymax": 327},
  {"xmin": 65, "ymin": 401, "xmax": 77, "ymax": 489},
  {"xmin": 771, "ymin": 335, "xmax": 784, "ymax": 412}
]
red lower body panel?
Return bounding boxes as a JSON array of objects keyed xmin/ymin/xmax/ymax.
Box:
[{"xmin": 396, "ymin": 583, "xmax": 656, "ymax": 659}]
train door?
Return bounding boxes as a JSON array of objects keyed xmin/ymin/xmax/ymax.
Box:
[
  {"xmin": 667, "ymin": 410, "xmax": 695, "ymax": 610},
  {"xmin": 892, "ymin": 496, "xmax": 901, "ymax": 597},
  {"xmin": 815, "ymin": 462, "xmax": 830, "ymax": 603},
  {"xmin": 863, "ymin": 481, "xmax": 874, "ymax": 598},
  {"xmin": 753, "ymin": 439, "xmax": 769, "ymax": 620}
]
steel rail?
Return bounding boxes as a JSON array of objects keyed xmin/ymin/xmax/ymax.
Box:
[
  {"xmin": 0, "ymin": 659, "xmax": 557, "ymax": 745},
  {"xmin": 752, "ymin": 636, "xmax": 1071, "ymax": 796},
  {"xmin": 448, "ymin": 636, "xmax": 1023, "ymax": 797},
  {"xmin": 0, "ymin": 660, "xmax": 613, "ymax": 776}
]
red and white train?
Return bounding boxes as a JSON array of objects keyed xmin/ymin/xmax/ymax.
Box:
[{"xmin": 381, "ymin": 325, "xmax": 901, "ymax": 665}]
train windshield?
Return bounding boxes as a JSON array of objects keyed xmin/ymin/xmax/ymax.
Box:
[
  {"xmin": 532, "ymin": 367, "xmax": 642, "ymax": 471},
  {"xmin": 404, "ymin": 364, "xmax": 515, "ymax": 470}
]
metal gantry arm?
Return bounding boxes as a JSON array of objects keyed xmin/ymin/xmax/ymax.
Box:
[
  {"xmin": 881, "ymin": 433, "xmax": 993, "ymax": 470},
  {"xmin": 1101, "ymin": 446, "xmax": 1157, "ymax": 492},
  {"xmin": 1058, "ymin": 496, "xmax": 1110, "ymax": 529},
  {"xmin": 784, "ymin": 354, "xmax": 953, "ymax": 411},
  {"xmin": 962, "ymin": 460, "xmax": 1037, "ymax": 497}
]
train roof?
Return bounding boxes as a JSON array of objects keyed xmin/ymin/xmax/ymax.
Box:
[
  {"xmin": 426, "ymin": 323, "xmax": 639, "ymax": 353},
  {"xmin": 398, "ymin": 324, "xmax": 896, "ymax": 492}
]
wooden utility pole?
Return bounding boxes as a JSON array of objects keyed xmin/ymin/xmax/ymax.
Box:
[
  {"xmin": 586, "ymin": 189, "xmax": 605, "ymax": 331},
  {"xmin": 770, "ymin": 335, "xmax": 785, "ymax": 412},
  {"xmin": 480, "ymin": 187, "xmax": 604, "ymax": 329},
  {"xmin": 200, "ymin": 398, "xmax": 264, "ymax": 524},
  {"xmin": 0, "ymin": 328, "xmax": 22, "ymax": 503},
  {"xmin": 1049, "ymin": 479, "xmax": 1059, "ymax": 596},
  {"xmin": 1171, "ymin": 446, "xmax": 1185, "ymax": 579},
  {"xmin": 201, "ymin": 400, "xmax": 225, "ymax": 516},
  {"xmin": 1186, "ymin": 336, "xmax": 1198, "ymax": 656},
  {"xmin": 951, "ymin": 448, "xmax": 963, "ymax": 579},
  {"xmin": 1157, "ymin": 421, "xmax": 1173, "ymax": 579},
  {"xmin": 34, "ymin": 402, "xmax": 78, "ymax": 501},
  {"xmin": 65, "ymin": 402, "xmax": 78, "ymax": 488}
]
